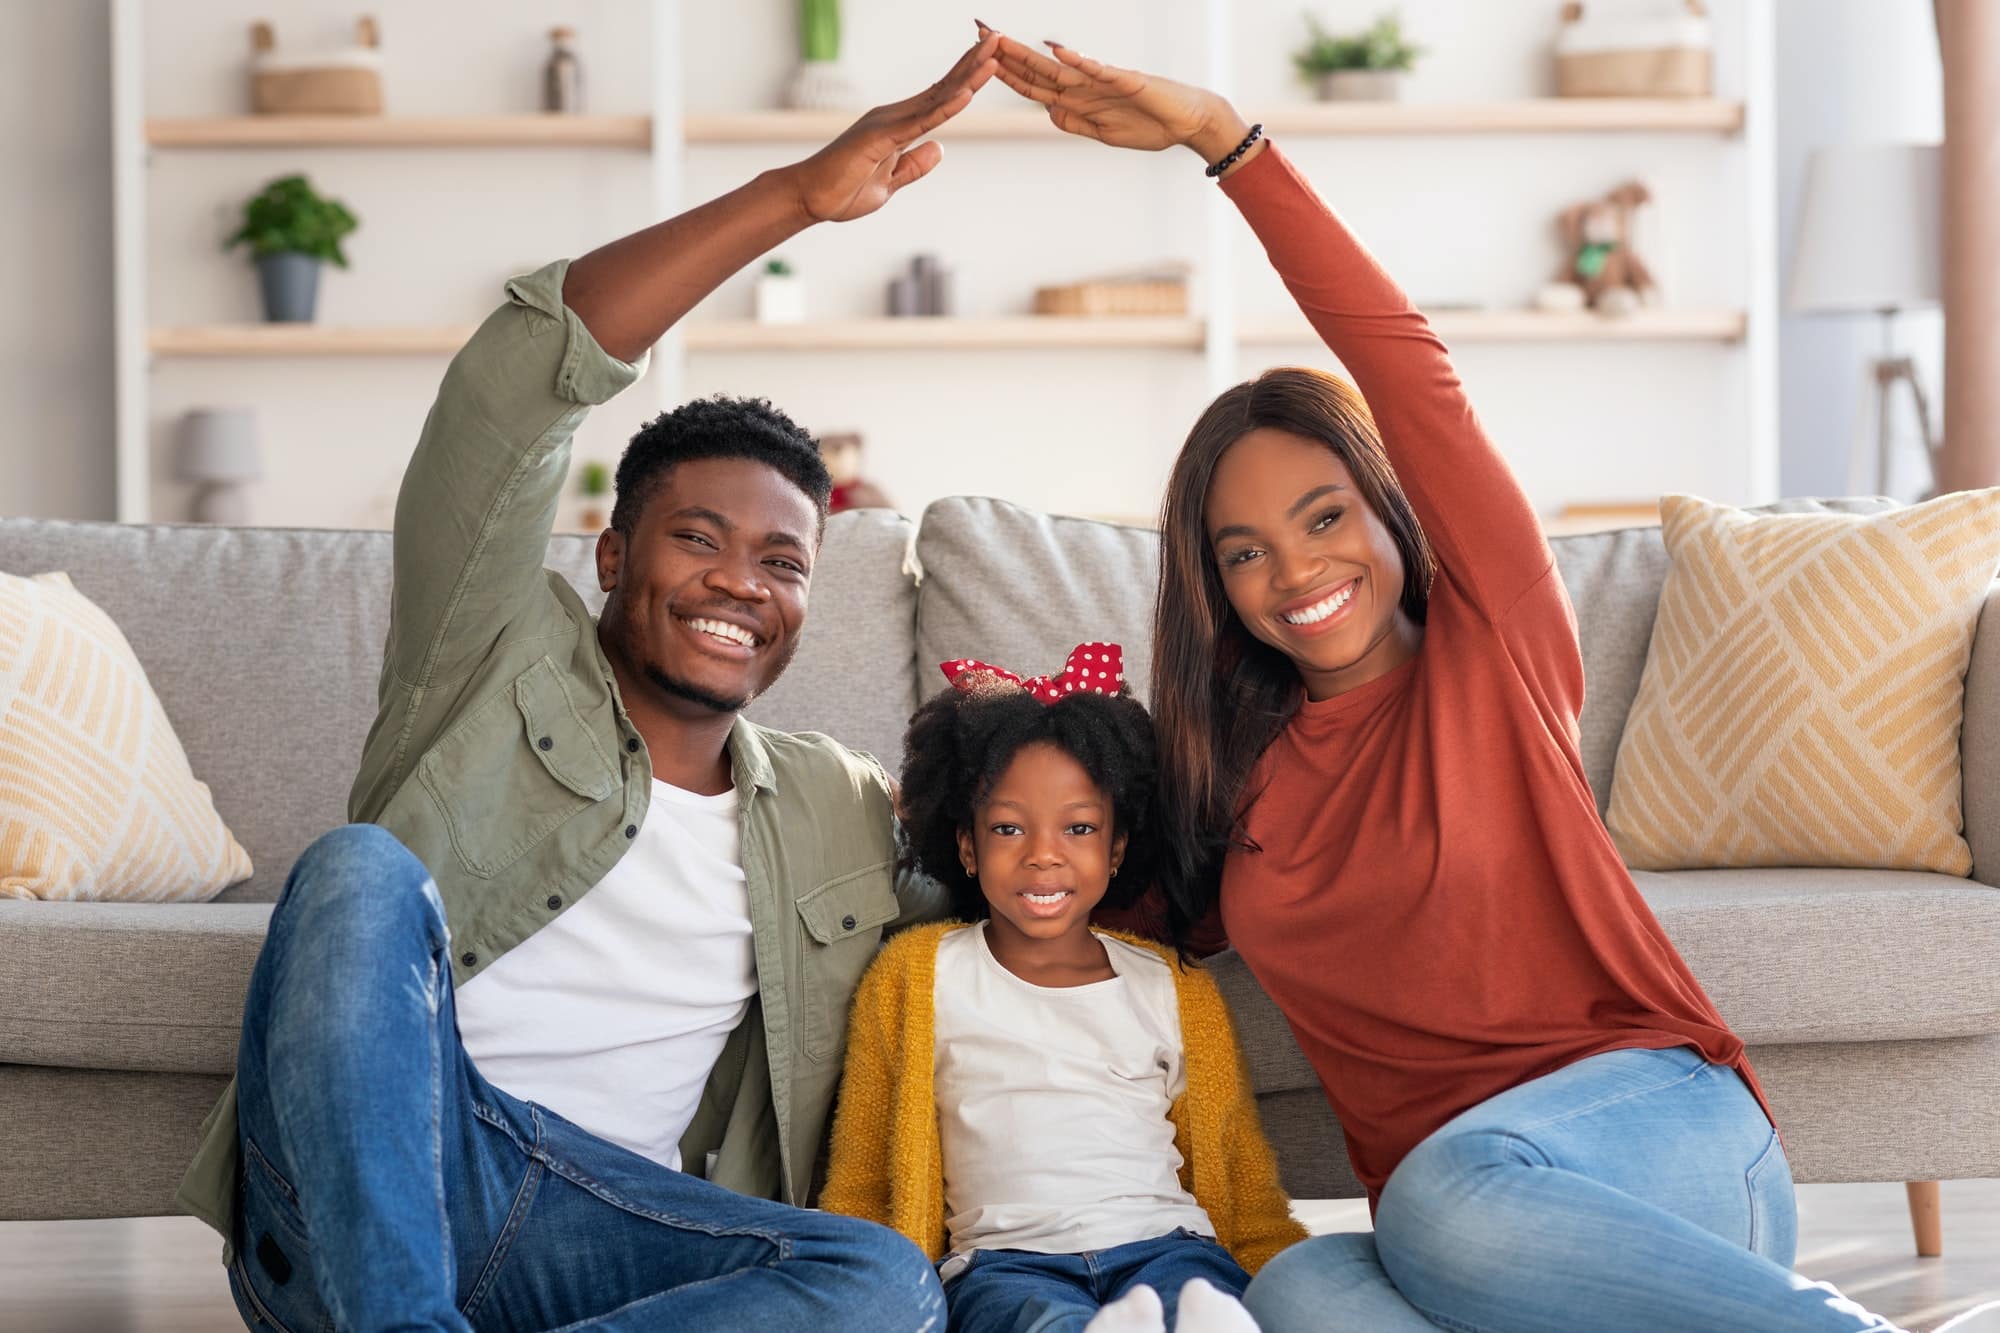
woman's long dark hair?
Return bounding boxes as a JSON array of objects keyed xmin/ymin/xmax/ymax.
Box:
[{"xmin": 1151, "ymin": 367, "xmax": 1436, "ymax": 946}]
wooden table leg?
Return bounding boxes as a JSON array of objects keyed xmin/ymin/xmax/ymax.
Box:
[{"xmin": 1906, "ymin": 1180, "xmax": 1943, "ymax": 1257}]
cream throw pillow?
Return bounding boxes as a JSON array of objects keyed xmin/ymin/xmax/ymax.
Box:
[
  {"xmin": 0, "ymin": 571, "xmax": 251, "ymax": 900},
  {"xmin": 1607, "ymin": 491, "xmax": 2000, "ymax": 875}
]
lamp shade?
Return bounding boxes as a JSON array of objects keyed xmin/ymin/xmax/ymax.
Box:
[
  {"xmin": 173, "ymin": 408, "xmax": 261, "ymax": 484},
  {"xmin": 1788, "ymin": 143, "xmax": 1942, "ymax": 315}
]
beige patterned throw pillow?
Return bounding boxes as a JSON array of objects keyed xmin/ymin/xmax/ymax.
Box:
[
  {"xmin": 0, "ymin": 571, "xmax": 251, "ymax": 900},
  {"xmin": 1607, "ymin": 491, "xmax": 2000, "ymax": 875}
]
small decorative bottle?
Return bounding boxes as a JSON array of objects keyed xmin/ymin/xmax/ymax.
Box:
[{"xmin": 544, "ymin": 27, "xmax": 583, "ymax": 113}]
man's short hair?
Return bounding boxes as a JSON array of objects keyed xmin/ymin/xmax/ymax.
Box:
[{"xmin": 610, "ymin": 395, "xmax": 833, "ymax": 538}]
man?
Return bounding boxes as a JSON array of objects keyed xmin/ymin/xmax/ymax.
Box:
[{"xmin": 174, "ymin": 35, "xmax": 1001, "ymax": 1332}]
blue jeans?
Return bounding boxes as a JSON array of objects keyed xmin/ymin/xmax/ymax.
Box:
[
  {"xmin": 1243, "ymin": 1045, "xmax": 1906, "ymax": 1333},
  {"xmin": 943, "ymin": 1229, "xmax": 1250, "ymax": 1333},
  {"xmin": 227, "ymin": 824, "xmax": 944, "ymax": 1333}
]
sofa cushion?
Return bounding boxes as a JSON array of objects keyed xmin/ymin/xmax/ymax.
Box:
[
  {"xmin": 914, "ymin": 498, "xmax": 1162, "ymax": 722},
  {"xmin": 0, "ymin": 513, "xmax": 918, "ymax": 902},
  {"xmin": 1607, "ymin": 491, "xmax": 2000, "ymax": 874},
  {"xmin": 1, "ymin": 572, "xmax": 251, "ymax": 901},
  {"xmin": 736, "ymin": 509, "xmax": 921, "ymax": 768},
  {"xmin": 1549, "ymin": 498, "xmax": 1900, "ymax": 815},
  {"xmin": 0, "ymin": 900, "xmax": 271, "ymax": 1074},
  {"xmin": 1634, "ymin": 868, "xmax": 2000, "ymax": 1043},
  {"xmin": 1214, "ymin": 867, "xmax": 2000, "ymax": 1097}
]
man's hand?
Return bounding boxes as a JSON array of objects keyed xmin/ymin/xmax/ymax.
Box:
[
  {"xmin": 564, "ymin": 35, "xmax": 996, "ymax": 362},
  {"xmin": 784, "ymin": 33, "xmax": 999, "ymax": 224}
]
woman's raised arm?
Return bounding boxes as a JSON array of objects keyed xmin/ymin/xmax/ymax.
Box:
[{"xmin": 990, "ymin": 28, "xmax": 1556, "ymax": 620}]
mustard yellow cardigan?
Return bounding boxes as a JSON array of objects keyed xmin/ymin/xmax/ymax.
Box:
[{"xmin": 819, "ymin": 922, "xmax": 1309, "ymax": 1275}]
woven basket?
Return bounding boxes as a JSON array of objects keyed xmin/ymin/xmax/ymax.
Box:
[
  {"xmin": 249, "ymin": 16, "xmax": 384, "ymax": 116},
  {"xmin": 1033, "ymin": 268, "xmax": 1189, "ymax": 317},
  {"xmin": 1554, "ymin": 0, "xmax": 1713, "ymax": 99}
]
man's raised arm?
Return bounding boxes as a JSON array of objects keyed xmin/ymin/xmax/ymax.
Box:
[{"xmin": 375, "ymin": 37, "xmax": 999, "ymax": 699}]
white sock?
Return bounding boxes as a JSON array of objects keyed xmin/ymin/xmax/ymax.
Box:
[
  {"xmin": 1084, "ymin": 1282, "xmax": 1166, "ymax": 1333},
  {"xmin": 1173, "ymin": 1277, "xmax": 1262, "ymax": 1333}
]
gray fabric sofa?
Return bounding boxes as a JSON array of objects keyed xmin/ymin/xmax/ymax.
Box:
[{"xmin": 3, "ymin": 500, "xmax": 1997, "ymax": 1239}]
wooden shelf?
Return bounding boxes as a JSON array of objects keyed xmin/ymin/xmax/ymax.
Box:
[
  {"xmin": 146, "ymin": 115, "xmax": 652, "ymax": 148},
  {"xmin": 684, "ymin": 99, "xmax": 1743, "ymax": 144},
  {"xmin": 150, "ymin": 325, "xmax": 476, "ymax": 356},
  {"xmin": 148, "ymin": 310, "xmax": 1745, "ymax": 359},
  {"xmin": 1543, "ymin": 501, "xmax": 1663, "ymax": 535},
  {"xmin": 1239, "ymin": 309, "xmax": 1748, "ymax": 344},
  {"xmin": 140, "ymin": 99, "xmax": 1741, "ymax": 153},
  {"xmin": 1261, "ymin": 98, "xmax": 1744, "ymax": 135},
  {"xmin": 683, "ymin": 317, "xmax": 1204, "ymax": 351}
]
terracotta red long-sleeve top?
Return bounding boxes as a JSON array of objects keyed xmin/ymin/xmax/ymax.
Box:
[{"xmin": 1215, "ymin": 143, "xmax": 1774, "ymax": 1202}]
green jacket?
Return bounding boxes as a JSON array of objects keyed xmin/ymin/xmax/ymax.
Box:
[{"xmin": 175, "ymin": 261, "xmax": 940, "ymax": 1249}]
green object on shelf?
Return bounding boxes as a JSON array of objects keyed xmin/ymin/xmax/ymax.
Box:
[
  {"xmin": 577, "ymin": 461, "xmax": 610, "ymax": 496},
  {"xmin": 224, "ymin": 174, "xmax": 359, "ymax": 268},
  {"xmin": 765, "ymin": 257, "xmax": 795, "ymax": 276},
  {"xmin": 1575, "ymin": 241, "xmax": 1616, "ymax": 281},
  {"xmin": 1292, "ymin": 10, "xmax": 1424, "ymax": 78},
  {"xmin": 801, "ymin": 0, "xmax": 840, "ymax": 63}
]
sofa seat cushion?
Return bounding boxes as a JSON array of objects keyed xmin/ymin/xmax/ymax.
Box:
[
  {"xmin": 1635, "ymin": 868, "xmax": 2000, "ymax": 1043},
  {"xmin": 1213, "ymin": 867, "xmax": 2000, "ymax": 1097},
  {"xmin": 0, "ymin": 901, "xmax": 270, "ymax": 1074}
]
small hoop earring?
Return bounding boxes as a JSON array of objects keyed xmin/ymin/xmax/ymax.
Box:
[
  {"xmin": 964, "ymin": 867, "xmax": 976, "ymax": 879},
  {"xmin": 1110, "ymin": 868, "xmax": 1120, "ymax": 879}
]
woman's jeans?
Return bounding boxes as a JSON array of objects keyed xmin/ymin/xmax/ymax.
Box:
[
  {"xmin": 943, "ymin": 1229, "xmax": 1250, "ymax": 1333},
  {"xmin": 227, "ymin": 824, "xmax": 943, "ymax": 1333},
  {"xmin": 1243, "ymin": 1044, "xmax": 1906, "ymax": 1333}
]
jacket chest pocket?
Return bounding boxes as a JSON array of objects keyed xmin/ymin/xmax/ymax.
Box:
[
  {"xmin": 795, "ymin": 863, "xmax": 898, "ymax": 1062},
  {"xmin": 419, "ymin": 657, "xmax": 619, "ymax": 879}
]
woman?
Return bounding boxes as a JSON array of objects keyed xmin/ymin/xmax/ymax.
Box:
[{"xmin": 987, "ymin": 26, "xmax": 1911, "ymax": 1333}]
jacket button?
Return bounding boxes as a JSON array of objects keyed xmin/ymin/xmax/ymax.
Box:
[
  {"xmin": 460, "ymin": 951, "xmax": 477, "ymax": 967},
  {"xmin": 625, "ymin": 824, "xmax": 637, "ymax": 838},
  {"xmin": 842, "ymin": 914, "xmax": 857, "ymax": 931},
  {"xmin": 546, "ymin": 895, "xmax": 562, "ymax": 911},
  {"xmin": 537, "ymin": 736, "xmax": 554, "ymax": 751},
  {"xmin": 626, "ymin": 738, "xmax": 640, "ymax": 753}
]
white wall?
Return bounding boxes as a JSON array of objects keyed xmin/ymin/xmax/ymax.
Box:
[
  {"xmin": 1775, "ymin": 0, "xmax": 1942, "ymax": 500},
  {"xmin": 0, "ymin": 1, "xmax": 1949, "ymax": 525},
  {"xmin": 0, "ymin": 0, "xmax": 115, "ymax": 520}
]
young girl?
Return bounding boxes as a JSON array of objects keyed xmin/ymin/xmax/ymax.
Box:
[
  {"xmin": 983, "ymin": 26, "xmax": 1922, "ymax": 1333},
  {"xmin": 820, "ymin": 643, "xmax": 1306, "ymax": 1333}
]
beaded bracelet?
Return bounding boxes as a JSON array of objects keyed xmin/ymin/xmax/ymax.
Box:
[{"xmin": 1204, "ymin": 123, "xmax": 1264, "ymax": 179}]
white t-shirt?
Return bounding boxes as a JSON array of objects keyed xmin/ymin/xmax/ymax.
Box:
[
  {"xmin": 455, "ymin": 778, "xmax": 755, "ymax": 1171},
  {"xmin": 932, "ymin": 922, "xmax": 1217, "ymax": 1258}
]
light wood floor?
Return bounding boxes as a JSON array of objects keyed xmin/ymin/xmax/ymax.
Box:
[{"xmin": 2, "ymin": 1181, "xmax": 1995, "ymax": 1331}]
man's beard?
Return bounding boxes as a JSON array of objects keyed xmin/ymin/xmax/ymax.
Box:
[{"xmin": 645, "ymin": 664, "xmax": 750, "ymax": 715}]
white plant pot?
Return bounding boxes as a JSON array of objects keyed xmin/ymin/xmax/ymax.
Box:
[
  {"xmin": 756, "ymin": 275, "xmax": 805, "ymax": 324},
  {"xmin": 784, "ymin": 59, "xmax": 860, "ymax": 111},
  {"xmin": 1314, "ymin": 69, "xmax": 1406, "ymax": 102}
]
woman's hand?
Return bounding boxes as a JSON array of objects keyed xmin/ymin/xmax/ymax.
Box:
[
  {"xmin": 986, "ymin": 27, "xmax": 1255, "ymax": 169},
  {"xmin": 785, "ymin": 33, "xmax": 999, "ymax": 223}
]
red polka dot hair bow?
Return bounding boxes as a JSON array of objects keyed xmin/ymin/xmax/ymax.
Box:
[{"xmin": 939, "ymin": 642, "xmax": 1126, "ymax": 705}]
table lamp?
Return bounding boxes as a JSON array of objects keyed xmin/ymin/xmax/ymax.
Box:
[
  {"xmin": 1788, "ymin": 143, "xmax": 1943, "ymax": 495},
  {"xmin": 174, "ymin": 408, "xmax": 261, "ymax": 524}
]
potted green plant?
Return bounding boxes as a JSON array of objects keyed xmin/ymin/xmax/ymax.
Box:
[
  {"xmin": 576, "ymin": 460, "xmax": 611, "ymax": 531},
  {"xmin": 224, "ymin": 173, "xmax": 359, "ymax": 323},
  {"xmin": 783, "ymin": 0, "xmax": 859, "ymax": 110},
  {"xmin": 756, "ymin": 257, "xmax": 805, "ymax": 324},
  {"xmin": 1293, "ymin": 11, "xmax": 1424, "ymax": 102}
]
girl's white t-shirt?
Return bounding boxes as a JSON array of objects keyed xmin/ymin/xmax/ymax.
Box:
[
  {"xmin": 455, "ymin": 778, "xmax": 754, "ymax": 1172},
  {"xmin": 932, "ymin": 921, "xmax": 1217, "ymax": 1261}
]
